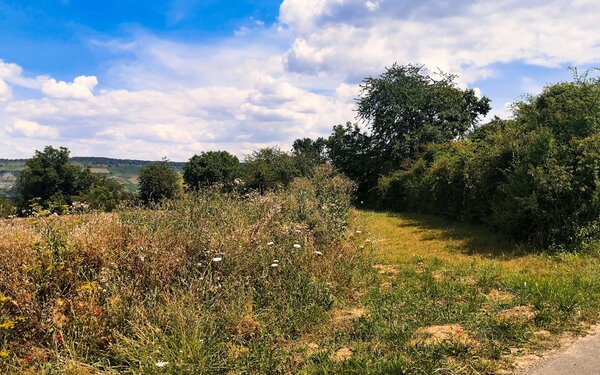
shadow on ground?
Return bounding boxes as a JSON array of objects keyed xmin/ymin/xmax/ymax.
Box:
[{"xmin": 384, "ymin": 211, "xmax": 535, "ymax": 260}]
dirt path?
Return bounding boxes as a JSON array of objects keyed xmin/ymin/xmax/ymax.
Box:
[{"xmin": 525, "ymin": 326, "xmax": 600, "ymax": 374}]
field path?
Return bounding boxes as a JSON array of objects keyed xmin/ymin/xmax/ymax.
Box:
[{"xmin": 525, "ymin": 326, "xmax": 600, "ymax": 375}]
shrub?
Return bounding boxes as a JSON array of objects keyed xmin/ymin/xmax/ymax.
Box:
[
  {"xmin": 242, "ymin": 147, "xmax": 309, "ymax": 194},
  {"xmin": 0, "ymin": 196, "xmax": 15, "ymax": 218}
]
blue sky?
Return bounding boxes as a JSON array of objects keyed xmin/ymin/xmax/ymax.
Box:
[
  {"xmin": 1, "ymin": 0, "xmax": 599, "ymax": 160},
  {"xmin": 0, "ymin": 0, "xmax": 281, "ymax": 81}
]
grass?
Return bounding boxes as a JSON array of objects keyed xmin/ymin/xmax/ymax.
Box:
[
  {"xmin": 1, "ymin": 179, "xmax": 600, "ymax": 374},
  {"xmin": 337, "ymin": 211, "xmax": 600, "ymax": 373}
]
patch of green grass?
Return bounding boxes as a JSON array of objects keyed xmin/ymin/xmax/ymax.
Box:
[{"xmin": 313, "ymin": 211, "xmax": 600, "ymax": 373}]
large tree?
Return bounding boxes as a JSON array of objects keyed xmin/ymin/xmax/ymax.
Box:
[
  {"xmin": 183, "ymin": 151, "xmax": 239, "ymax": 190},
  {"xmin": 357, "ymin": 64, "xmax": 491, "ymax": 168}
]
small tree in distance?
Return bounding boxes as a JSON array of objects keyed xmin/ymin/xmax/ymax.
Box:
[
  {"xmin": 15, "ymin": 146, "xmax": 95, "ymax": 211},
  {"xmin": 243, "ymin": 147, "xmax": 304, "ymax": 194},
  {"xmin": 183, "ymin": 151, "xmax": 239, "ymax": 190},
  {"xmin": 138, "ymin": 159, "xmax": 182, "ymax": 204}
]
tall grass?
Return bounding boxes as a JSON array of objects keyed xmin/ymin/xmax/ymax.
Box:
[{"xmin": 0, "ymin": 166, "xmax": 368, "ymax": 373}]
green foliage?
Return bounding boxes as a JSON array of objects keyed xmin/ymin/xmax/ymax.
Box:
[
  {"xmin": 0, "ymin": 196, "xmax": 15, "ymax": 218},
  {"xmin": 292, "ymin": 137, "xmax": 328, "ymax": 165},
  {"xmin": 327, "ymin": 122, "xmax": 379, "ymax": 203},
  {"xmin": 357, "ymin": 63, "xmax": 491, "ymax": 166},
  {"xmin": 138, "ymin": 159, "xmax": 183, "ymax": 204},
  {"xmin": 183, "ymin": 151, "xmax": 240, "ymax": 190},
  {"xmin": 377, "ymin": 75, "xmax": 600, "ymax": 249},
  {"xmin": 15, "ymin": 146, "xmax": 96, "ymax": 212},
  {"xmin": 326, "ymin": 65, "xmax": 490, "ymax": 204},
  {"xmin": 242, "ymin": 147, "xmax": 310, "ymax": 193},
  {"xmin": 77, "ymin": 176, "xmax": 132, "ymax": 212}
]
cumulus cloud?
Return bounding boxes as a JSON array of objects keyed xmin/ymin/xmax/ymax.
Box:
[
  {"xmin": 5, "ymin": 119, "xmax": 59, "ymax": 139},
  {"xmin": 0, "ymin": 80, "xmax": 11, "ymax": 101},
  {"xmin": 38, "ymin": 75, "xmax": 98, "ymax": 99},
  {"xmin": 281, "ymin": 0, "xmax": 600, "ymax": 84},
  {"xmin": 1, "ymin": 0, "xmax": 600, "ymax": 159}
]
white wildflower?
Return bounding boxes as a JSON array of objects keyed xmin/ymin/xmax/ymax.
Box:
[
  {"xmin": 273, "ymin": 259, "xmax": 280, "ymax": 263},
  {"xmin": 293, "ymin": 244, "xmax": 302, "ymax": 249},
  {"xmin": 267, "ymin": 241, "xmax": 275, "ymax": 246},
  {"xmin": 315, "ymin": 251, "xmax": 323, "ymax": 256},
  {"xmin": 155, "ymin": 361, "xmax": 169, "ymax": 368},
  {"xmin": 212, "ymin": 257, "xmax": 223, "ymax": 263},
  {"xmin": 271, "ymin": 263, "xmax": 279, "ymax": 268},
  {"xmin": 356, "ymin": 230, "xmax": 362, "ymax": 234}
]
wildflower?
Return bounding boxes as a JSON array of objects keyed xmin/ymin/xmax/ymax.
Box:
[
  {"xmin": 267, "ymin": 241, "xmax": 275, "ymax": 246},
  {"xmin": 293, "ymin": 244, "xmax": 302, "ymax": 249},
  {"xmin": 77, "ymin": 282, "xmax": 96, "ymax": 292},
  {"xmin": 273, "ymin": 259, "xmax": 279, "ymax": 263},
  {"xmin": 0, "ymin": 349, "xmax": 8, "ymax": 358},
  {"xmin": 212, "ymin": 257, "xmax": 223, "ymax": 263},
  {"xmin": 270, "ymin": 263, "xmax": 279, "ymax": 268},
  {"xmin": 0, "ymin": 320, "xmax": 14, "ymax": 330},
  {"xmin": 155, "ymin": 361, "xmax": 169, "ymax": 368},
  {"xmin": 356, "ymin": 230, "xmax": 362, "ymax": 234},
  {"xmin": 315, "ymin": 251, "xmax": 323, "ymax": 256},
  {"xmin": 359, "ymin": 245, "xmax": 365, "ymax": 249}
]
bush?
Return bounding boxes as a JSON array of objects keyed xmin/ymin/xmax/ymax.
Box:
[
  {"xmin": 15, "ymin": 146, "xmax": 96, "ymax": 212},
  {"xmin": 0, "ymin": 196, "xmax": 15, "ymax": 218},
  {"xmin": 378, "ymin": 109, "xmax": 600, "ymax": 248},
  {"xmin": 242, "ymin": 147, "xmax": 310, "ymax": 194}
]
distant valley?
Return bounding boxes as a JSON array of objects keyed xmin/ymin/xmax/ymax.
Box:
[{"xmin": 0, "ymin": 157, "xmax": 184, "ymax": 196}]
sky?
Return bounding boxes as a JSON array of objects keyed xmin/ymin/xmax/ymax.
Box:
[{"xmin": 1, "ymin": 0, "xmax": 599, "ymax": 160}]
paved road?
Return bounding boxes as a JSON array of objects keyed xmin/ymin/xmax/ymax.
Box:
[{"xmin": 527, "ymin": 327, "xmax": 600, "ymax": 375}]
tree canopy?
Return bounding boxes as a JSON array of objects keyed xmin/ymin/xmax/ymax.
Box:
[
  {"xmin": 242, "ymin": 147, "xmax": 306, "ymax": 194},
  {"xmin": 183, "ymin": 151, "xmax": 240, "ymax": 190},
  {"xmin": 357, "ymin": 64, "xmax": 491, "ymax": 167},
  {"xmin": 138, "ymin": 159, "xmax": 183, "ymax": 204},
  {"xmin": 292, "ymin": 137, "xmax": 328, "ymax": 165},
  {"xmin": 15, "ymin": 146, "xmax": 95, "ymax": 210}
]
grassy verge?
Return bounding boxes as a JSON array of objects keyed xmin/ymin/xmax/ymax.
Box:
[
  {"xmin": 2, "ymin": 185, "xmax": 600, "ymax": 373},
  {"xmin": 321, "ymin": 211, "xmax": 600, "ymax": 374}
]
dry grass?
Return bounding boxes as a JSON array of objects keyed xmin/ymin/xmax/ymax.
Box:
[{"xmin": 0, "ymin": 167, "xmax": 371, "ymax": 373}]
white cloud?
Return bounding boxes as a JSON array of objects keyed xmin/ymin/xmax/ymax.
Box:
[
  {"xmin": 0, "ymin": 79, "xmax": 11, "ymax": 101},
  {"xmin": 38, "ymin": 75, "xmax": 98, "ymax": 99},
  {"xmin": 365, "ymin": 1, "xmax": 380, "ymax": 11},
  {"xmin": 5, "ymin": 119, "xmax": 59, "ymax": 139},
  {"xmin": 1, "ymin": 0, "xmax": 600, "ymax": 159},
  {"xmin": 280, "ymin": 0, "xmax": 600, "ymax": 84}
]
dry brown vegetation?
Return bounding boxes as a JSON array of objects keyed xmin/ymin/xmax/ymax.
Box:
[{"xmin": 0, "ymin": 167, "xmax": 370, "ymax": 373}]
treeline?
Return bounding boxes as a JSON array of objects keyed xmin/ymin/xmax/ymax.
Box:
[
  {"xmin": 4, "ymin": 64, "xmax": 599, "ymax": 249},
  {"xmin": 323, "ymin": 65, "xmax": 600, "ymax": 249},
  {"xmin": 70, "ymin": 156, "xmax": 184, "ymax": 169},
  {"xmin": 2, "ymin": 144, "xmax": 329, "ymax": 216}
]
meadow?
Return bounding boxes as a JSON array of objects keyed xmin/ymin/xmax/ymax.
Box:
[{"xmin": 1, "ymin": 168, "xmax": 600, "ymax": 374}]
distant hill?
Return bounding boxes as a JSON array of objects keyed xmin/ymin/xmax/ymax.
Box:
[{"xmin": 0, "ymin": 157, "xmax": 185, "ymax": 195}]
